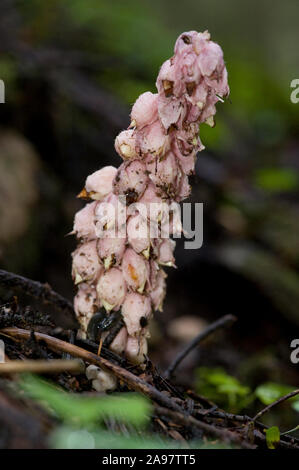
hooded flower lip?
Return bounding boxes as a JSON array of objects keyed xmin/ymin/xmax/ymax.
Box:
[{"xmin": 72, "ymin": 30, "xmax": 228, "ymax": 368}]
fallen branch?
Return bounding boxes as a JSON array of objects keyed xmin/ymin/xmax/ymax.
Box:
[
  {"xmin": 1, "ymin": 327, "xmax": 298, "ymax": 449},
  {"xmin": 0, "ymin": 359, "xmax": 84, "ymax": 375},
  {"xmin": 165, "ymin": 314, "xmax": 237, "ymax": 378},
  {"xmin": 253, "ymin": 389, "xmax": 299, "ymax": 422},
  {"xmin": 0, "ymin": 327, "xmax": 189, "ymax": 413},
  {"xmin": 0, "ymin": 270, "xmax": 78, "ymax": 327},
  {"xmin": 0, "ymin": 327, "xmax": 252, "ymax": 448}
]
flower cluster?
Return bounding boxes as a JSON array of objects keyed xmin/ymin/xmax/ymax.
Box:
[{"xmin": 72, "ymin": 30, "xmax": 229, "ymax": 369}]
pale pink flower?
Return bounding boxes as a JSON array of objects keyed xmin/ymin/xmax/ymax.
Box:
[
  {"xmin": 136, "ymin": 120, "xmax": 169, "ymax": 157},
  {"xmin": 173, "ymin": 142, "xmax": 196, "ymax": 176},
  {"xmin": 150, "ymin": 268, "xmax": 167, "ymax": 312},
  {"xmin": 85, "ymin": 166, "xmax": 117, "ymax": 200},
  {"xmin": 131, "ymin": 91, "xmax": 158, "ymax": 129},
  {"xmin": 122, "ymin": 292, "xmax": 151, "ymax": 336},
  {"xmin": 146, "ymin": 151, "xmax": 180, "ymax": 198},
  {"xmin": 107, "ymin": 327, "xmax": 128, "ymax": 355},
  {"xmin": 138, "ymin": 183, "xmax": 169, "ymax": 224},
  {"xmin": 125, "ymin": 335, "xmax": 148, "ymax": 365},
  {"xmin": 157, "ymin": 239, "xmax": 176, "ymax": 267},
  {"xmin": 73, "ymin": 201, "xmax": 97, "ymax": 240},
  {"xmin": 122, "ymin": 248, "xmax": 149, "ymax": 292},
  {"xmin": 74, "ymin": 283, "xmax": 99, "ymax": 333},
  {"xmin": 72, "ymin": 240, "xmax": 103, "ymax": 285},
  {"xmin": 96, "ymin": 267, "xmax": 126, "ymax": 312},
  {"xmin": 94, "ymin": 192, "xmax": 127, "ymax": 237},
  {"xmin": 97, "ymin": 234, "xmax": 126, "ymax": 269},
  {"xmin": 113, "ymin": 160, "xmax": 148, "ymax": 204},
  {"xmin": 176, "ymin": 173, "xmax": 191, "ymax": 201},
  {"xmin": 115, "ymin": 129, "xmax": 138, "ymax": 160},
  {"xmin": 127, "ymin": 213, "xmax": 151, "ymax": 255}
]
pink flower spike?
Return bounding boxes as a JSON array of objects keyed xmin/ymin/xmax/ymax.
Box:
[{"xmin": 72, "ymin": 30, "xmax": 229, "ymax": 365}]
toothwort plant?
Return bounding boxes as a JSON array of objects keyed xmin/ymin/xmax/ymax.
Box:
[{"xmin": 72, "ymin": 31, "xmax": 229, "ymax": 390}]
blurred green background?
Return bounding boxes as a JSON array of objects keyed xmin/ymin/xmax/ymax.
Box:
[{"xmin": 0, "ymin": 0, "xmax": 298, "ymax": 429}]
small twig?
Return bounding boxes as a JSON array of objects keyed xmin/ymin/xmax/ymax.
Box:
[
  {"xmin": 253, "ymin": 389, "xmax": 299, "ymax": 422},
  {"xmin": 281, "ymin": 425, "xmax": 299, "ymax": 436},
  {"xmin": 0, "ymin": 270, "xmax": 78, "ymax": 327},
  {"xmin": 155, "ymin": 405, "xmax": 255, "ymax": 449},
  {"xmin": 0, "ymin": 359, "xmax": 84, "ymax": 375},
  {"xmin": 165, "ymin": 314, "xmax": 237, "ymax": 378}
]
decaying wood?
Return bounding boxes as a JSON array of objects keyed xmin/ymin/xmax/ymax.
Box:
[
  {"xmin": 0, "ymin": 359, "xmax": 84, "ymax": 375},
  {"xmin": 0, "ymin": 269, "xmax": 78, "ymax": 327}
]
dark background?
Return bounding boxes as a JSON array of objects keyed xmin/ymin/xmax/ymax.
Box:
[{"xmin": 0, "ymin": 0, "xmax": 298, "ymax": 428}]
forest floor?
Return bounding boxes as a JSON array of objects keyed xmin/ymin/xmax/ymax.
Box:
[{"xmin": 0, "ymin": 269, "xmax": 298, "ymax": 450}]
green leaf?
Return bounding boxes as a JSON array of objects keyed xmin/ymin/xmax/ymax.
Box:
[
  {"xmin": 265, "ymin": 426, "xmax": 280, "ymax": 449},
  {"xmin": 195, "ymin": 367, "xmax": 252, "ymax": 412},
  {"xmin": 255, "ymin": 382, "xmax": 294, "ymax": 405},
  {"xmin": 19, "ymin": 374, "xmax": 151, "ymax": 427},
  {"xmin": 255, "ymin": 168, "xmax": 299, "ymax": 193},
  {"xmin": 292, "ymin": 401, "xmax": 299, "ymax": 413}
]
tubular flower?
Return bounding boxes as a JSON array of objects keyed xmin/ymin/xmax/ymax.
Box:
[
  {"xmin": 96, "ymin": 267, "xmax": 126, "ymax": 312},
  {"xmin": 72, "ymin": 31, "xmax": 228, "ymax": 386},
  {"xmin": 113, "ymin": 160, "xmax": 148, "ymax": 204},
  {"xmin": 122, "ymin": 248, "xmax": 149, "ymax": 293},
  {"xmin": 72, "ymin": 240, "xmax": 103, "ymax": 285},
  {"xmin": 79, "ymin": 166, "xmax": 117, "ymax": 201}
]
